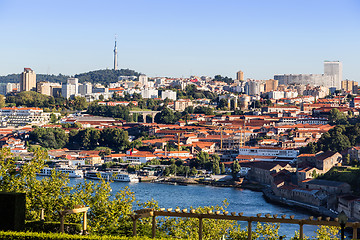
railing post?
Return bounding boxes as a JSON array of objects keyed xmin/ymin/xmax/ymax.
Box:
[
  {"xmin": 151, "ymin": 214, "xmax": 156, "ymax": 238},
  {"xmin": 247, "ymin": 221, "xmax": 252, "ymax": 240},
  {"xmin": 299, "ymin": 223, "xmax": 304, "ymax": 240},
  {"xmin": 82, "ymin": 211, "xmax": 87, "ymax": 234},
  {"xmin": 198, "ymin": 217, "xmax": 203, "ymax": 240},
  {"xmin": 40, "ymin": 208, "xmax": 44, "ymax": 221},
  {"xmin": 132, "ymin": 217, "xmax": 137, "ymax": 237},
  {"xmin": 353, "ymin": 223, "xmax": 358, "ymax": 240}
]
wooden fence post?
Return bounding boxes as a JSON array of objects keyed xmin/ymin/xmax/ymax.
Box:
[
  {"xmin": 247, "ymin": 221, "xmax": 252, "ymax": 240},
  {"xmin": 299, "ymin": 223, "xmax": 304, "ymax": 240},
  {"xmin": 198, "ymin": 217, "xmax": 203, "ymax": 240},
  {"xmin": 40, "ymin": 208, "xmax": 44, "ymax": 221},
  {"xmin": 132, "ymin": 217, "xmax": 137, "ymax": 236},
  {"xmin": 353, "ymin": 223, "xmax": 358, "ymax": 240},
  {"xmin": 83, "ymin": 211, "xmax": 87, "ymax": 234}
]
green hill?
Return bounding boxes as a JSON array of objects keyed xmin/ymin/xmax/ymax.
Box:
[{"xmin": 0, "ymin": 69, "xmax": 141, "ymax": 85}]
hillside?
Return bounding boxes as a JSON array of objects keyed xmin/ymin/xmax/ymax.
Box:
[{"xmin": 0, "ymin": 69, "xmax": 140, "ymax": 85}]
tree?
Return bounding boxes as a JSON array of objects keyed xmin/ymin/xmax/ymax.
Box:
[
  {"xmin": 220, "ymin": 163, "xmax": 226, "ymax": 174},
  {"xmin": 154, "ymin": 108, "xmax": 176, "ymax": 124},
  {"xmin": 328, "ymin": 108, "xmax": 348, "ymax": 125},
  {"xmin": 232, "ymin": 160, "xmax": 241, "ymax": 180},
  {"xmin": 0, "ymin": 94, "xmax": 5, "ymax": 108},
  {"xmin": 190, "ymin": 167, "xmax": 198, "ymax": 176},
  {"xmin": 212, "ymin": 160, "xmax": 220, "ymax": 175}
]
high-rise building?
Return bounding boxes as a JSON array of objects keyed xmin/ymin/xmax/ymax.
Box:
[
  {"xmin": 36, "ymin": 82, "xmax": 62, "ymax": 96},
  {"xmin": 324, "ymin": 61, "xmax": 342, "ymax": 89},
  {"xmin": 114, "ymin": 37, "xmax": 118, "ymax": 70},
  {"xmin": 139, "ymin": 75, "xmax": 148, "ymax": 88},
  {"xmin": 236, "ymin": 71, "xmax": 244, "ymax": 81},
  {"xmin": 79, "ymin": 82, "xmax": 93, "ymax": 96},
  {"xmin": 20, "ymin": 68, "xmax": 36, "ymax": 92}
]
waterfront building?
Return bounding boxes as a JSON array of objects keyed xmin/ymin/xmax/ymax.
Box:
[
  {"xmin": 238, "ymin": 146, "xmax": 299, "ymax": 159},
  {"xmin": 20, "ymin": 68, "xmax": 36, "ymax": 92}
]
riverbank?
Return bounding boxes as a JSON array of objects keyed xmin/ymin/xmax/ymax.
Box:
[{"xmin": 143, "ymin": 176, "xmax": 264, "ymax": 192}]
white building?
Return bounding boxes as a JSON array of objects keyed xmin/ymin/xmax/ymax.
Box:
[
  {"xmin": 79, "ymin": 82, "xmax": 92, "ymax": 96},
  {"xmin": 324, "ymin": 61, "xmax": 342, "ymax": 89},
  {"xmin": 275, "ymin": 61, "xmax": 342, "ymax": 89},
  {"xmin": 238, "ymin": 147, "xmax": 299, "ymax": 159},
  {"xmin": 62, "ymin": 78, "xmax": 79, "ymax": 99},
  {"xmin": 141, "ymin": 89, "xmax": 158, "ymax": 99},
  {"xmin": 139, "ymin": 75, "xmax": 148, "ymax": 88},
  {"xmin": 161, "ymin": 90, "xmax": 177, "ymax": 101},
  {"xmin": 0, "ymin": 107, "xmax": 52, "ymax": 125},
  {"xmin": 268, "ymin": 91, "xmax": 285, "ymax": 100}
]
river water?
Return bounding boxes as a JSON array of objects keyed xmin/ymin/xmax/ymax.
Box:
[{"xmin": 69, "ymin": 178, "xmax": 320, "ymax": 238}]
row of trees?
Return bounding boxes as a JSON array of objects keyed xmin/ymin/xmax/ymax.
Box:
[
  {"xmin": 6, "ymin": 91, "xmax": 88, "ymax": 110},
  {"xmin": 30, "ymin": 127, "xmax": 130, "ymax": 151}
]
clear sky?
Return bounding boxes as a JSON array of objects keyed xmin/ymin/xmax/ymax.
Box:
[{"xmin": 0, "ymin": 0, "xmax": 359, "ymax": 80}]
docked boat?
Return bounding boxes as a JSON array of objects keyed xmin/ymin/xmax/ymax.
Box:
[
  {"xmin": 57, "ymin": 168, "xmax": 83, "ymax": 178},
  {"xmin": 38, "ymin": 167, "xmax": 83, "ymax": 178},
  {"xmin": 113, "ymin": 171, "xmax": 139, "ymax": 183},
  {"xmin": 85, "ymin": 171, "xmax": 111, "ymax": 180},
  {"xmin": 38, "ymin": 167, "xmax": 53, "ymax": 176}
]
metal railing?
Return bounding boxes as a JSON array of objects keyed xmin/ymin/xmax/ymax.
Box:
[{"xmin": 131, "ymin": 208, "xmax": 359, "ymax": 240}]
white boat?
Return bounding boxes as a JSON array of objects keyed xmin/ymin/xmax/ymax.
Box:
[
  {"xmin": 57, "ymin": 168, "xmax": 83, "ymax": 178},
  {"xmin": 113, "ymin": 171, "xmax": 139, "ymax": 183},
  {"xmin": 85, "ymin": 171, "xmax": 111, "ymax": 180},
  {"xmin": 38, "ymin": 167, "xmax": 83, "ymax": 178},
  {"xmin": 38, "ymin": 167, "xmax": 53, "ymax": 176}
]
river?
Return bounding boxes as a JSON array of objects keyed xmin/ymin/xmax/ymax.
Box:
[{"xmin": 69, "ymin": 178, "xmax": 320, "ymax": 238}]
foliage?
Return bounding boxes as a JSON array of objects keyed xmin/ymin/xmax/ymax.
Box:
[
  {"xmin": 0, "ymin": 73, "xmax": 69, "ymax": 83},
  {"xmin": 213, "ymin": 75, "xmax": 234, "ymax": 84},
  {"xmin": 6, "ymin": 91, "xmax": 59, "ymax": 108},
  {"xmin": 30, "ymin": 127, "xmax": 130, "ymax": 151},
  {"xmin": 231, "ymin": 160, "xmax": 241, "ymax": 180},
  {"xmin": 176, "ymin": 84, "xmax": 217, "ymax": 101},
  {"xmin": 0, "ymin": 231, "xmax": 172, "ymax": 240},
  {"xmin": 154, "ymin": 108, "xmax": 179, "ymax": 124},
  {"xmin": 317, "ymin": 166, "xmax": 360, "ymax": 194},
  {"xmin": 25, "ymin": 221, "xmax": 82, "ymax": 234},
  {"xmin": 30, "ymin": 127, "xmax": 68, "ymax": 149},
  {"xmin": 0, "ymin": 94, "xmax": 5, "ymax": 108},
  {"xmin": 314, "ymin": 225, "xmax": 340, "ymax": 239},
  {"xmin": 87, "ymin": 104, "xmax": 132, "ymax": 122},
  {"xmin": 75, "ymin": 69, "xmax": 140, "ymax": 86},
  {"xmin": 300, "ymin": 124, "xmax": 360, "ymax": 153},
  {"xmin": 328, "ymin": 108, "xmax": 348, "ymax": 125}
]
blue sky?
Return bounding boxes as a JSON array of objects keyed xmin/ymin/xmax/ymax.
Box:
[{"xmin": 0, "ymin": 0, "xmax": 359, "ymax": 80}]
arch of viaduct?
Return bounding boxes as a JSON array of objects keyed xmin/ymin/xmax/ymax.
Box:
[{"xmin": 129, "ymin": 111, "xmax": 161, "ymax": 123}]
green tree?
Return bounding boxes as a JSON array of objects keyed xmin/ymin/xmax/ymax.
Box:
[
  {"xmin": 0, "ymin": 94, "xmax": 5, "ymax": 108},
  {"xmin": 232, "ymin": 160, "xmax": 241, "ymax": 180},
  {"xmin": 328, "ymin": 108, "xmax": 348, "ymax": 125},
  {"xmin": 220, "ymin": 163, "xmax": 226, "ymax": 174},
  {"xmin": 212, "ymin": 160, "xmax": 220, "ymax": 175}
]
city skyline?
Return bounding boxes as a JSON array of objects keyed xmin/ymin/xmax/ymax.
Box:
[{"xmin": 0, "ymin": 0, "xmax": 359, "ymax": 80}]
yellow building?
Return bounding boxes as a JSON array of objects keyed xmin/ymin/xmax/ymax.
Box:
[
  {"xmin": 341, "ymin": 80, "xmax": 358, "ymax": 94},
  {"xmin": 236, "ymin": 71, "xmax": 244, "ymax": 81},
  {"xmin": 265, "ymin": 79, "xmax": 279, "ymax": 92}
]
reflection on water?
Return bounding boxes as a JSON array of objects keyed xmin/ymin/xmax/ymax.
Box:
[{"xmin": 69, "ymin": 178, "xmax": 320, "ymax": 238}]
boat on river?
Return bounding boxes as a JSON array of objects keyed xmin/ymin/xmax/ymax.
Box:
[
  {"xmin": 113, "ymin": 171, "xmax": 139, "ymax": 183},
  {"xmin": 38, "ymin": 167, "xmax": 84, "ymax": 178}
]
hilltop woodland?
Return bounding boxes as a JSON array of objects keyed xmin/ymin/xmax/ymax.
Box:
[
  {"xmin": 0, "ymin": 148, "xmax": 340, "ymax": 239},
  {"xmin": 0, "ymin": 69, "xmax": 140, "ymax": 86}
]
